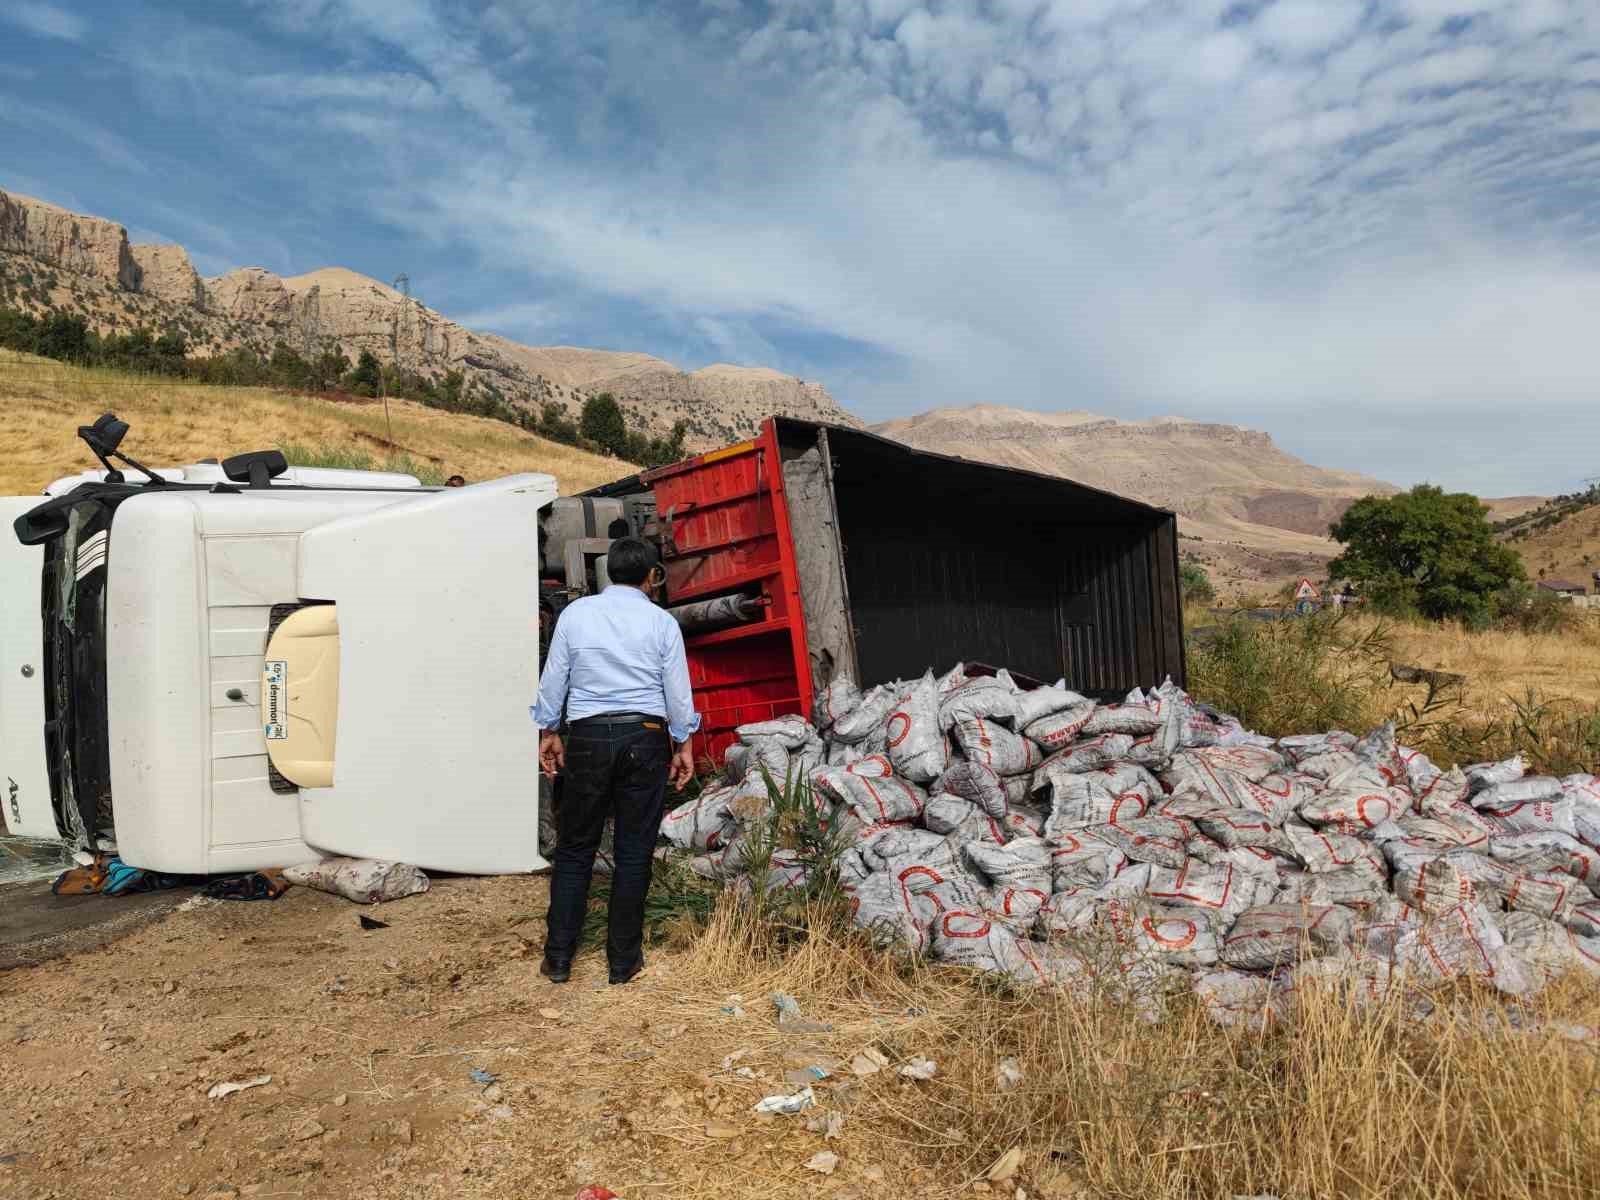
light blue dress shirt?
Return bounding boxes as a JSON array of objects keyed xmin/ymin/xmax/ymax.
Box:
[{"xmin": 530, "ymin": 584, "xmax": 703, "ymax": 744}]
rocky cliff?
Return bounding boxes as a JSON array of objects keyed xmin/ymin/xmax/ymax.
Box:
[
  {"xmin": 0, "ymin": 190, "xmax": 139, "ymax": 290},
  {"xmin": 128, "ymin": 243, "xmax": 208, "ymax": 308},
  {"xmin": 0, "ymin": 187, "xmax": 856, "ymax": 447}
]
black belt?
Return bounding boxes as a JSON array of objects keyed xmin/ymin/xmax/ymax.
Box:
[{"xmin": 568, "ymin": 712, "xmax": 664, "ymax": 730}]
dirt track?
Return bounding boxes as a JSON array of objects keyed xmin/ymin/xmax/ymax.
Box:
[
  {"xmin": 0, "ymin": 880, "xmax": 187, "ymax": 971},
  {"xmin": 0, "ymin": 876, "xmax": 946, "ymax": 1200}
]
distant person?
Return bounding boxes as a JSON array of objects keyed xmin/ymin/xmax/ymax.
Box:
[
  {"xmin": 530, "ymin": 537, "xmax": 700, "ymax": 986},
  {"xmin": 445, "ymin": 474, "xmax": 466, "ymax": 487}
]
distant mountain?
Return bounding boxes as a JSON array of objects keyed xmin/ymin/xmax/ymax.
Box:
[
  {"xmin": 0, "ymin": 187, "xmax": 858, "ymax": 448},
  {"xmin": 874, "ymin": 404, "xmax": 1400, "ymax": 592}
]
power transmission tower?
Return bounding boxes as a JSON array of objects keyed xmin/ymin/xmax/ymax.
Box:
[
  {"xmin": 376, "ymin": 272, "xmax": 415, "ymax": 446},
  {"xmin": 392, "ymin": 273, "xmax": 414, "ymax": 374}
]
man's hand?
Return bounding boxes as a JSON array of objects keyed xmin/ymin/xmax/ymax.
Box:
[
  {"xmin": 668, "ymin": 740, "xmax": 695, "ymax": 791},
  {"xmin": 538, "ymin": 731, "xmax": 565, "ymax": 780}
]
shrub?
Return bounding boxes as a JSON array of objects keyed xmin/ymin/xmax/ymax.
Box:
[
  {"xmin": 1179, "ymin": 560, "xmax": 1215, "ymax": 605},
  {"xmin": 1494, "ymin": 582, "xmax": 1584, "ymax": 636},
  {"xmin": 1187, "ymin": 610, "xmax": 1394, "ymax": 737}
]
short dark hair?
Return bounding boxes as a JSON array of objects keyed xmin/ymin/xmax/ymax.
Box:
[{"xmin": 607, "ymin": 536, "xmax": 660, "ymax": 585}]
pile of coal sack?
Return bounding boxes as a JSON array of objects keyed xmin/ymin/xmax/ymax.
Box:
[{"xmin": 662, "ymin": 664, "xmax": 1600, "ymax": 1026}]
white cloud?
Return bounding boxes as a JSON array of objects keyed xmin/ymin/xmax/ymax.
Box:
[
  {"xmin": 0, "ymin": 98, "xmax": 146, "ymax": 174},
  {"xmin": 91, "ymin": 0, "xmax": 1600, "ymax": 493},
  {"xmin": 1252, "ymin": 0, "xmax": 1367, "ymax": 56},
  {"xmin": 2, "ymin": 2, "xmax": 87, "ymax": 42}
]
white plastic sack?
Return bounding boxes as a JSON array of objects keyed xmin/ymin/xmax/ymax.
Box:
[
  {"xmin": 737, "ymin": 714, "xmax": 816, "ymax": 749},
  {"xmin": 1394, "ymin": 808, "xmax": 1494, "ymax": 850},
  {"xmin": 936, "ymin": 761, "xmax": 1008, "ymax": 819},
  {"xmin": 1039, "ymin": 763, "xmax": 1158, "ymax": 837},
  {"xmin": 1032, "ymin": 734, "xmax": 1136, "ymax": 778},
  {"xmin": 1101, "ymin": 899, "xmax": 1221, "ymax": 969},
  {"xmin": 1089, "ymin": 816, "xmax": 1190, "ymax": 869},
  {"xmin": 1393, "ymin": 903, "xmax": 1535, "ymax": 996},
  {"xmin": 1283, "ymin": 821, "xmax": 1387, "ymax": 881},
  {"xmin": 1081, "ymin": 703, "xmax": 1164, "ymax": 737},
  {"xmin": 1146, "ymin": 857, "xmax": 1269, "ymax": 928},
  {"xmin": 1021, "ymin": 702, "xmax": 1097, "ymax": 753},
  {"xmin": 1473, "ymin": 794, "xmax": 1578, "ymax": 838},
  {"xmin": 1274, "ymin": 865, "xmax": 1390, "ymax": 913},
  {"xmin": 847, "ymin": 871, "xmax": 931, "ymax": 953},
  {"xmin": 1558, "ymin": 774, "xmax": 1600, "ymax": 845},
  {"xmin": 1568, "ymin": 898, "xmax": 1600, "ymax": 938},
  {"xmin": 1489, "ymin": 831, "xmax": 1600, "ymax": 895},
  {"xmin": 1193, "ymin": 969, "xmax": 1284, "ymax": 1031},
  {"xmin": 662, "ymin": 787, "xmax": 738, "ymax": 852},
  {"xmin": 1465, "ymin": 755, "xmax": 1526, "ymax": 793},
  {"xmin": 964, "ymin": 836, "xmax": 1052, "ymax": 893},
  {"xmin": 933, "ymin": 908, "xmax": 1054, "ymax": 982},
  {"xmin": 815, "ymin": 674, "xmax": 862, "ymax": 731},
  {"xmin": 830, "ymin": 684, "xmax": 899, "ymax": 744},
  {"xmin": 282, "ymin": 857, "xmax": 429, "ymax": 904},
  {"xmin": 938, "ymin": 677, "xmax": 1022, "ymax": 733},
  {"xmin": 1163, "ymin": 745, "xmax": 1287, "ymax": 793},
  {"xmin": 951, "ymin": 717, "xmax": 1042, "ymax": 776},
  {"xmin": 1048, "ymin": 829, "xmax": 1130, "ymax": 890},
  {"xmin": 1297, "ymin": 785, "xmax": 1407, "ymax": 831},
  {"xmin": 832, "ymin": 773, "xmax": 928, "ymax": 826},
  {"xmin": 924, "ymin": 795, "xmax": 1008, "ymax": 844},
  {"xmin": 1495, "ymin": 911, "xmax": 1588, "ymax": 987},
  {"xmin": 886, "ymin": 672, "xmax": 946, "ymax": 784},
  {"xmin": 1015, "ymin": 684, "xmax": 1090, "ymax": 727},
  {"xmin": 1219, "ymin": 903, "xmax": 1355, "ymax": 970}
]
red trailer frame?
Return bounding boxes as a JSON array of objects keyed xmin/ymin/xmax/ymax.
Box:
[{"xmin": 642, "ymin": 422, "xmax": 814, "ymax": 765}]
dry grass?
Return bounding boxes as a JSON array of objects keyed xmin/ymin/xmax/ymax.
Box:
[
  {"xmin": 1505, "ymin": 503, "xmax": 1600, "ymax": 592},
  {"xmin": 1378, "ymin": 612, "xmax": 1600, "ymax": 716},
  {"xmin": 0, "ymin": 350, "xmax": 631, "ymax": 496},
  {"xmin": 598, "ymin": 894, "xmax": 1600, "ymax": 1200}
]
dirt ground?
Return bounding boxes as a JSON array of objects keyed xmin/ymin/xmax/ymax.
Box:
[{"xmin": 0, "ymin": 876, "xmax": 960, "ymax": 1200}]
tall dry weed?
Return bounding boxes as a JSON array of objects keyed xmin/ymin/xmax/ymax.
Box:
[{"xmin": 664, "ymin": 891, "xmax": 1600, "ymax": 1199}]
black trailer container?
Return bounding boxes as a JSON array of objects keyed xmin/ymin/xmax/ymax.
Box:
[{"xmin": 582, "ymin": 417, "xmax": 1185, "ymax": 758}]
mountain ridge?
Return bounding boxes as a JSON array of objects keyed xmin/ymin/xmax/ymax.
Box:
[
  {"xmin": 0, "ymin": 186, "xmax": 857, "ymax": 449},
  {"xmin": 874, "ymin": 403, "xmax": 1401, "ymax": 592}
]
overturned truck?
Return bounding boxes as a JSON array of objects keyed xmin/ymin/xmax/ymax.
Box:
[
  {"xmin": 1, "ymin": 415, "xmax": 1182, "ymax": 877},
  {"xmin": 580, "ymin": 418, "xmax": 1186, "ymax": 762}
]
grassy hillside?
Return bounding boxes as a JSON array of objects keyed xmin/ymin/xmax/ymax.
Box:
[
  {"xmin": 1505, "ymin": 500, "xmax": 1600, "ymax": 590},
  {"xmin": 0, "ymin": 350, "xmax": 633, "ymax": 496}
]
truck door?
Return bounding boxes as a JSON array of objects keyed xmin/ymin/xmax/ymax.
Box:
[{"xmin": 0, "ymin": 498, "xmax": 58, "ymax": 838}]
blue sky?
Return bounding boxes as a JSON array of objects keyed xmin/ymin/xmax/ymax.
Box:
[{"xmin": 2, "ymin": 0, "xmax": 1597, "ymax": 495}]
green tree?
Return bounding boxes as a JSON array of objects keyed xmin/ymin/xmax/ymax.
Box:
[
  {"xmin": 349, "ymin": 349, "xmax": 382, "ymax": 397},
  {"xmin": 1179, "ymin": 561, "xmax": 1216, "ymax": 605},
  {"xmin": 581, "ymin": 392, "xmax": 628, "ymax": 457},
  {"xmin": 310, "ymin": 344, "xmax": 350, "ymax": 392},
  {"xmin": 1328, "ymin": 485, "xmax": 1524, "ymax": 622},
  {"xmin": 36, "ymin": 313, "xmax": 89, "ymax": 361}
]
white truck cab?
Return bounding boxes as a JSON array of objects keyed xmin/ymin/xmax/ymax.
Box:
[{"xmin": 2, "ymin": 419, "xmax": 555, "ymax": 875}]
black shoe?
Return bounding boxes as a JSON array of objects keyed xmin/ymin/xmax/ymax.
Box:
[
  {"xmin": 608, "ymin": 958, "xmax": 644, "ymax": 986},
  {"xmin": 539, "ymin": 957, "xmax": 571, "ymax": 984}
]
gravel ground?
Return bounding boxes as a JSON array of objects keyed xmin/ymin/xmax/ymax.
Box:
[{"xmin": 0, "ymin": 875, "xmax": 952, "ymax": 1200}]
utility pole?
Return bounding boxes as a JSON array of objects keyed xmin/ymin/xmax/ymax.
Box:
[{"xmin": 379, "ymin": 273, "xmax": 414, "ymax": 446}]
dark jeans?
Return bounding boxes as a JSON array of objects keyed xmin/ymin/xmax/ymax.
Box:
[{"xmin": 543, "ymin": 721, "xmax": 671, "ymax": 970}]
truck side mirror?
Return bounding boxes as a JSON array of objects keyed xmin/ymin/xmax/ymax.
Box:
[{"xmin": 222, "ymin": 450, "xmax": 289, "ymax": 488}]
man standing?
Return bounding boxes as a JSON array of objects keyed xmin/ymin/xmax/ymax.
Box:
[{"xmin": 530, "ymin": 537, "xmax": 699, "ymax": 985}]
